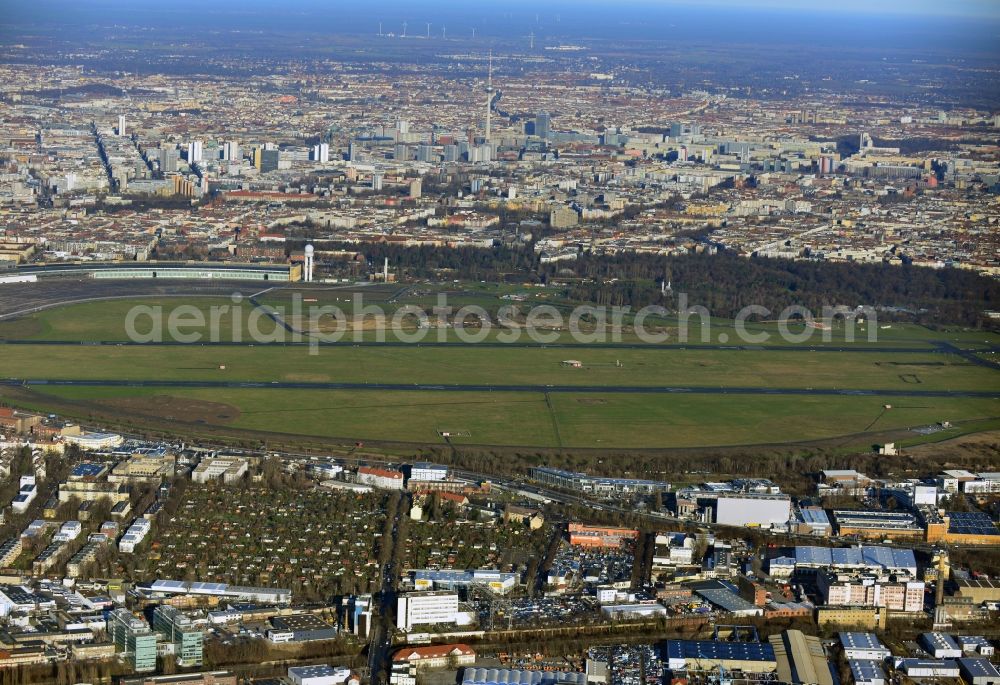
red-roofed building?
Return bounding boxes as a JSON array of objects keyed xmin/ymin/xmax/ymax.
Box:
[
  {"xmin": 568, "ymin": 523, "xmax": 639, "ymax": 549},
  {"xmin": 357, "ymin": 466, "xmax": 404, "ymax": 490},
  {"xmin": 0, "ymin": 408, "xmax": 42, "ymax": 434},
  {"xmin": 437, "ymin": 492, "xmax": 469, "ymax": 507},
  {"xmin": 222, "ymin": 190, "xmax": 317, "ymax": 203},
  {"xmin": 392, "ymin": 643, "xmax": 475, "ymax": 669}
]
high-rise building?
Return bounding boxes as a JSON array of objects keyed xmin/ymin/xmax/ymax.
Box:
[
  {"xmin": 417, "ymin": 144, "xmax": 433, "ymax": 162},
  {"xmin": 108, "ymin": 608, "xmax": 157, "ymax": 673},
  {"xmin": 160, "ymin": 147, "xmax": 179, "ymax": 173},
  {"xmin": 153, "ymin": 605, "xmax": 204, "ymax": 667},
  {"xmin": 118, "ymin": 115, "xmax": 127, "ymax": 137},
  {"xmin": 187, "ymin": 141, "xmax": 203, "ymax": 164},
  {"xmin": 409, "ymin": 179, "xmax": 422, "ymax": 199},
  {"xmin": 260, "ymin": 149, "xmax": 280, "ymax": 173},
  {"xmin": 535, "ymin": 112, "xmax": 550, "ymax": 139},
  {"xmin": 311, "ymin": 143, "xmax": 330, "ymax": 163},
  {"xmin": 471, "ymin": 144, "xmax": 492, "ymax": 163},
  {"xmin": 223, "ymin": 141, "xmax": 240, "ymax": 162},
  {"xmin": 372, "ymin": 172, "xmax": 384, "ymax": 191}
]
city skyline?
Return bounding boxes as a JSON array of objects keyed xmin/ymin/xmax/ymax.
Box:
[{"xmin": 0, "ymin": 1, "xmax": 996, "ymax": 682}]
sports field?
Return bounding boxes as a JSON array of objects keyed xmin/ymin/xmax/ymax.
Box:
[{"xmin": 0, "ymin": 291, "xmax": 997, "ymax": 450}]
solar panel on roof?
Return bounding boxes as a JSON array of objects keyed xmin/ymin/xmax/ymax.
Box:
[
  {"xmin": 947, "ymin": 512, "xmax": 1000, "ymax": 536},
  {"xmin": 152, "ymin": 579, "xmax": 186, "ymax": 591},
  {"xmin": 668, "ymin": 640, "xmax": 775, "ymax": 662}
]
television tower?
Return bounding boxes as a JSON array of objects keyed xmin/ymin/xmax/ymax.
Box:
[
  {"xmin": 485, "ymin": 51, "xmax": 493, "ymax": 142},
  {"xmin": 401, "ymin": 22, "xmax": 407, "ymax": 38},
  {"xmin": 528, "ymin": 32, "xmax": 535, "ymax": 50}
]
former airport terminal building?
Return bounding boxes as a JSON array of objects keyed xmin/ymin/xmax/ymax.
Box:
[{"xmin": 13, "ymin": 261, "xmax": 300, "ymax": 282}]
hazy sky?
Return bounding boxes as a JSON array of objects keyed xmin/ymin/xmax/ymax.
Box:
[
  {"xmin": 10, "ymin": 0, "xmax": 1000, "ymax": 17},
  {"xmin": 656, "ymin": 0, "xmax": 1000, "ymax": 17},
  {"xmin": 7, "ymin": 0, "xmax": 1000, "ymax": 22}
]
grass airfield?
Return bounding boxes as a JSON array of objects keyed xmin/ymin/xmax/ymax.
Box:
[{"xmin": 0, "ymin": 288, "xmax": 996, "ymax": 450}]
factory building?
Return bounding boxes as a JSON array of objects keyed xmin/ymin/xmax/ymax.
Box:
[
  {"xmin": 925, "ymin": 511, "xmax": 1000, "ymax": 546},
  {"xmin": 839, "ymin": 632, "xmax": 891, "ymax": 661},
  {"xmin": 665, "ymin": 640, "xmax": 777, "ymax": 673},
  {"xmin": 144, "ymin": 579, "xmax": 291, "ymax": 605},
  {"xmin": 794, "ymin": 507, "xmax": 833, "ymax": 536},
  {"xmin": 462, "ymin": 669, "xmax": 586, "ymax": 685},
  {"xmin": 832, "ymin": 510, "xmax": 923, "ymax": 541},
  {"xmin": 956, "ymin": 578, "xmax": 1000, "ymax": 605},
  {"xmin": 768, "ymin": 630, "xmax": 834, "ymax": 685},
  {"xmin": 895, "ymin": 659, "xmax": 960, "ymax": 679},
  {"xmin": 958, "ymin": 657, "xmax": 1000, "ymax": 685},
  {"xmin": 713, "ymin": 494, "xmax": 791, "ymax": 529},
  {"xmin": 848, "ymin": 660, "xmax": 886, "ymax": 685},
  {"xmin": 793, "ymin": 546, "xmax": 918, "ymax": 578},
  {"xmin": 530, "ymin": 467, "xmax": 670, "ymax": 496},
  {"xmin": 920, "ymin": 633, "xmax": 962, "ymax": 659},
  {"xmin": 288, "ymin": 665, "xmax": 358, "ymax": 685},
  {"xmin": 267, "ymin": 614, "xmax": 338, "ymax": 643}
]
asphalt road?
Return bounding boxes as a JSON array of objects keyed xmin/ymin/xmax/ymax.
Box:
[
  {"xmin": 369, "ymin": 494, "xmax": 407, "ymax": 685},
  {"xmin": 4, "ymin": 378, "xmax": 997, "ymax": 398}
]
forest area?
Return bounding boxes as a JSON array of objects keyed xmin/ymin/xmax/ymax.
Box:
[{"xmin": 336, "ymin": 242, "xmax": 999, "ymax": 327}]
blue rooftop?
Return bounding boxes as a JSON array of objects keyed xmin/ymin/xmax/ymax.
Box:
[
  {"xmin": 665, "ymin": 640, "xmax": 776, "ymax": 663},
  {"xmin": 71, "ymin": 463, "xmax": 106, "ymax": 478}
]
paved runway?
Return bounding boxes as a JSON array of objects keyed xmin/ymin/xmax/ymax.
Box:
[
  {"xmin": 4, "ymin": 378, "xmax": 997, "ymax": 398},
  {"xmin": 0, "ymin": 338, "xmax": 986, "ymax": 354}
]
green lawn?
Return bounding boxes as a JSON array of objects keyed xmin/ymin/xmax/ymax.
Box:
[
  {"xmin": 25, "ymin": 385, "xmax": 1000, "ymax": 449},
  {"xmin": 1, "ymin": 294, "xmax": 996, "ymax": 450},
  {"xmin": 1, "ymin": 344, "xmax": 996, "ymax": 392},
  {"xmin": 0, "ymin": 297, "xmax": 279, "ymax": 342},
  {"xmin": 2, "ymin": 293, "xmax": 997, "ymax": 349}
]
